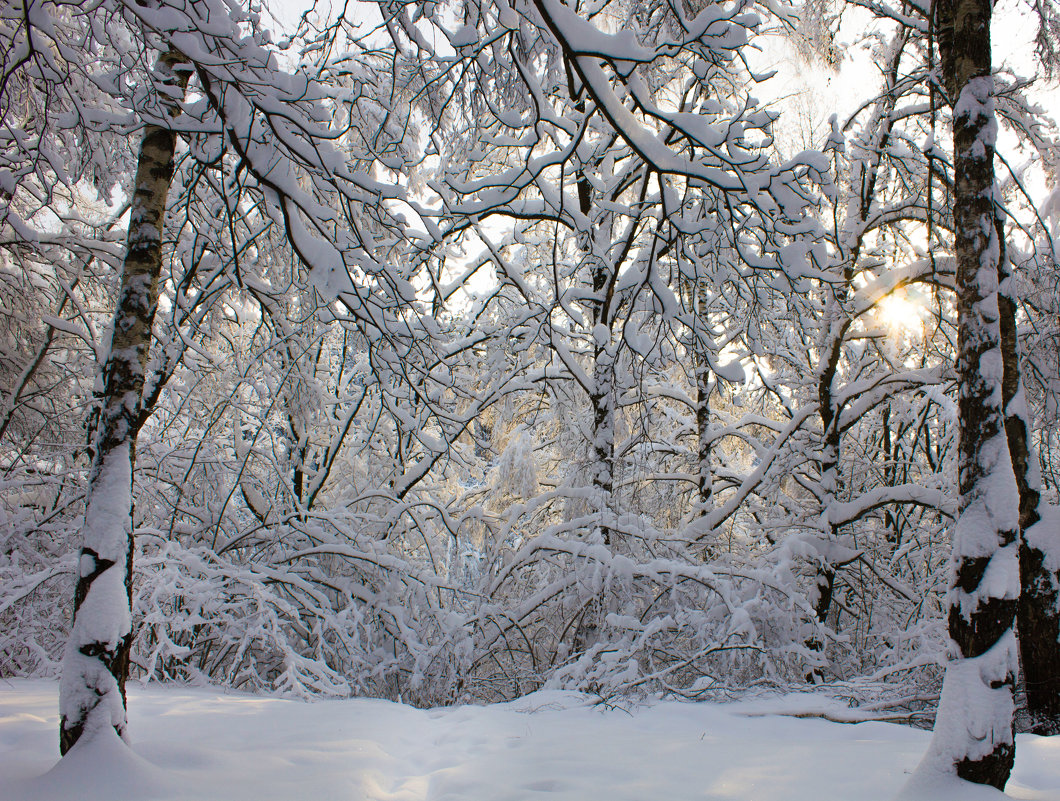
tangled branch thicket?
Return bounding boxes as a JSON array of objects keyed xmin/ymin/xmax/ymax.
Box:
[{"xmin": 1, "ymin": 0, "xmax": 1057, "ymax": 727}]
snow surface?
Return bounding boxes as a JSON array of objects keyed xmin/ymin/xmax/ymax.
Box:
[{"xmin": 1, "ymin": 681, "xmax": 1059, "ymax": 801}]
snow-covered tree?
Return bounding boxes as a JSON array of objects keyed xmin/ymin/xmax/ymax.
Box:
[
  {"xmin": 905, "ymin": 0, "xmax": 1021, "ymax": 789},
  {"xmin": 59, "ymin": 41, "xmax": 191, "ymax": 752}
]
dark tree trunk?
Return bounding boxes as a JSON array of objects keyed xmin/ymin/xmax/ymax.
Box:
[
  {"xmin": 1002, "ymin": 215, "xmax": 1060, "ymax": 733},
  {"xmin": 921, "ymin": 0, "xmax": 1020, "ymax": 787},
  {"xmin": 807, "ymin": 344, "xmax": 842, "ymax": 680},
  {"xmin": 1017, "ymin": 522, "xmax": 1060, "ymax": 734},
  {"xmin": 579, "ymin": 168, "xmax": 615, "ymax": 548},
  {"xmin": 571, "ymin": 102, "xmax": 615, "ymax": 653},
  {"xmin": 692, "ymin": 287, "xmax": 712, "ymax": 521}
]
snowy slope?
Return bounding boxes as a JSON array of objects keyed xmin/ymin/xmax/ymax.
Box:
[{"xmin": 1, "ymin": 680, "xmax": 1057, "ymax": 801}]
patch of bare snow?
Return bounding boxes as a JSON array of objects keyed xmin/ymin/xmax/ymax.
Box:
[{"xmin": 1, "ymin": 680, "xmax": 1058, "ymax": 800}]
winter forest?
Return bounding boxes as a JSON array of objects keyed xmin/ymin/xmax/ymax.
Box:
[{"xmin": 2, "ymin": 0, "xmax": 1060, "ymax": 796}]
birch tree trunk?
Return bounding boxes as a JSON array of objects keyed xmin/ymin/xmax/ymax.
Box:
[
  {"xmin": 912, "ymin": 0, "xmax": 1020, "ymax": 787},
  {"xmin": 58, "ymin": 50, "xmax": 188, "ymax": 755}
]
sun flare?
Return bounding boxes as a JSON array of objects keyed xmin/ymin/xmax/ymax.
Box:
[{"xmin": 875, "ymin": 290, "xmax": 927, "ymax": 336}]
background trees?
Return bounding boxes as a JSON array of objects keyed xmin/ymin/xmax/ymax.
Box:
[{"xmin": 0, "ymin": 0, "xmax": 1058, "ymax": 789}]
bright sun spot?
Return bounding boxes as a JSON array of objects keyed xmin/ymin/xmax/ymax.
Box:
[{"xmin": 876, "ymin": 290, "xmax": 927, "ymax": 336}]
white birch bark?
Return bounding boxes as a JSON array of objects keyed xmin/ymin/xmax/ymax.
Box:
[{"xmin": 59, "ymin": 50, "xmax": 188, "ymax": 754}]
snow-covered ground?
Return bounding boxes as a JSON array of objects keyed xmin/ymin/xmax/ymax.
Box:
[{"xmin": 1, "ymin": 680, "xmax": 1058, "ymax": 801}]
